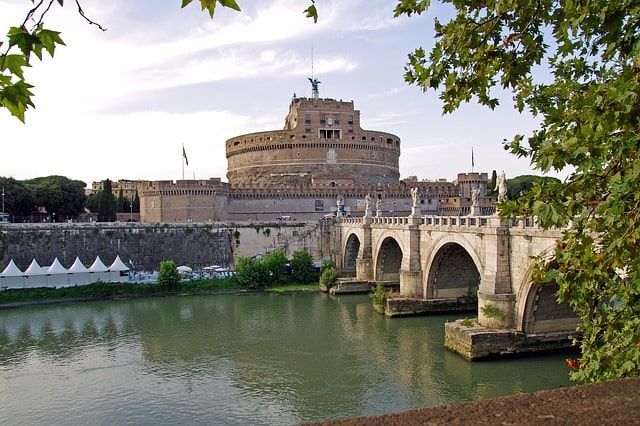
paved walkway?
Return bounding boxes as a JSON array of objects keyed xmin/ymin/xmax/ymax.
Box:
[{"xmin": 316, "ymin": 377, "xmax": 640, "ymax": 425}]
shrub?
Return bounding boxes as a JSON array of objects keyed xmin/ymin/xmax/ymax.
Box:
[
  {"xmin": 370, "ymin": 282, "xmax": 388, "ymax": 313},
  {"xmin": 157, "ymin": 260, "xmax": 179, "ymax": 289},
  {"xmin": 320, "ymin": 258, "xmax": 337, "ymax": 274},
  {"xmin": 234, "ymin": 256, "xmax": 268, "ymax": 288},
  {"xmin": 290, "ymin": 250, "xmax": 316, "ymax": 283},
  {"xmin": 261, "ymin": 250, "xmax": 288, "ymax": 287},
  {"xmin": 319, "ymin": 267, "xmax": 338, "ymax": 288}
]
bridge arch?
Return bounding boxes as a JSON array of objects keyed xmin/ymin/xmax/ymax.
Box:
[
  {"xmin": 374, "ymin": 235, "xmax": 404, "ymax": 283},
  {"xmin": 342, "ymin": 233, "xmax": 361, "ymax": 276},
  {"xmin": 423, "ymin": 235, "xmax": 483, "ymax": 299},
  {"xmin": 516, "ymin": 250, "xmax": 579, "ymax": 333}
]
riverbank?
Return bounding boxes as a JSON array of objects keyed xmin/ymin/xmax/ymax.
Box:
[
  {"xmin": 0, "ymin": 280, "xmax": 320, "ymax": 309},
  {"xmin": 318, "ymin": 377, "xmax": 640, "ymax": 425}
]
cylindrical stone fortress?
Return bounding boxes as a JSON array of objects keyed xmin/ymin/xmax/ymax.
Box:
[{"xmin": 225, "ymin": 98, "xmax": 401, "ymax": 187}]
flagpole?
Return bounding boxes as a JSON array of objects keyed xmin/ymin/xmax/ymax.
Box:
[{"xmin": 471, "ymin": 147, "xmax": 475, "ymax": 173}]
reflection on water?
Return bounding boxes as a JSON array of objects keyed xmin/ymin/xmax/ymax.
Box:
[{"xmin": 0, "ymin": 294, "xmax": 571, "ymax": 424}]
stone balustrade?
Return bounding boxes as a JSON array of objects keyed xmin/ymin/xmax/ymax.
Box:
[{"xmin": 340, "ymin": 214, "xmax": 542, "ymax": 230}]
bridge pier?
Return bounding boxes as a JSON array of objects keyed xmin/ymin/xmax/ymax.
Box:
[
  {"xmin": 399, "ymin": 270, "xmax": 422, "ymax": 296},
  {"xmin": 477, "ymin": 223, "xmax": 516, "ymax": 329},
  {"xmin": 356, "ymin": 258, "xmax": 374, "ymax": 280},
  {"xmin": 356, "ymin": 217, "xmax": 374, "ymax": 280},
  {"xmin": 399, "ymin": 217, "xmax": 422, "ymax": 297}
]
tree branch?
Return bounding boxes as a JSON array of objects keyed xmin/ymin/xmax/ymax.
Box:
[{"xmin": 75, "ymin": 0, "xmax": 107, "ymax": 31}]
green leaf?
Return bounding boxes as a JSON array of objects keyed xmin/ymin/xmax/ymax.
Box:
[
  {"xmin": 219, "ymin": 0, "xmax": 241, "ymax": 12},
  {"xmin": 0, "ymin": 55, "xmax": 30, "ymax": 79},
  {"xmin": 304, "ymin": 4, "xmax": 318, "ymax": 23}
]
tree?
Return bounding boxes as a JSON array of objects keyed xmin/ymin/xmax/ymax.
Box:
[
  {"xmin": 395, "ymin": 1, "xmax": 640, "ymax": 382},
  {"xmin": 132, "ymin": 191, "xmax": 140, "ymax": 213},
  {"xmin": 507, "ymin": 175, "xmax": 561, "ymax": 200},
  {"xmin": 1, "ymin": 1, "xmax": 317, "ymax": 122},
  {"xmin": 0, "ymin": 177, "xmax": 35, "ymax": 216},
  {"xmin": 261, "ymin": 250, "xmax": 288, "ymax": 287},
  {"xmin": 158, "ymin": 260, "xmax": 179, "ymax": 289},
  {"xmin": 234, "ymin": 256, "xmax": 269, "ymax": 288},
  {"xmin": 24, "ymin": 175, "xmax": 86, "ymax": 220},
  {"xmin": 96, "ymin": 179, "xmax": 116, "ymax": 222},
  {"xmin": 290, "ymin": 250, "xmax": 317, "ymax": 284},
  {"xmin": 85, "ymin": 192, "xmax": 99, "ymax": 213}
]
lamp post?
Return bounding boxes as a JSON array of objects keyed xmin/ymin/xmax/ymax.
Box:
[{"xmin": 1, "ymin": 186, "xmax": 4, "ymax": 213}]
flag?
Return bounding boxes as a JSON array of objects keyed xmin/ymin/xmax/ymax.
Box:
[
  {"xmin": 471, "ymin": 147, "xmax": 475, "ymax": 169},
  {"xmin": 183, "ymin": 146, "xmax": 189, "ymax": 166}
]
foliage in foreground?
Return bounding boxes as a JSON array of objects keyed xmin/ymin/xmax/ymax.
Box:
[{"xmin": 395, "ymin": 0, "xmax": 640, "ymax": 382}]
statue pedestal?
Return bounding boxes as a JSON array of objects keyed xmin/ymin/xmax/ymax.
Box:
[{"xmin": 410, "ymin": 207, "xmax": 421, "ymax": 217}]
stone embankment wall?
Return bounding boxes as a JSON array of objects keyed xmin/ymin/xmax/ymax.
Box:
[{"xmin": 0, "ymin": 221, "xmax": 331, "ymax": 271}]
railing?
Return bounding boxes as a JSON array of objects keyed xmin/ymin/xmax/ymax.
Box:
[{"xmin": 339, "ymin": 214, "xmax": 542, "ymax": 230}]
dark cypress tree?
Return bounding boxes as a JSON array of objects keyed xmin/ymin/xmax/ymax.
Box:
[
  {"xmin": 132, "ymin": 191, "xmax": 140, "ymax": 213},
  {"xmin": 97, "ymin": 179, "xmax": 116, "ymax": 222}
]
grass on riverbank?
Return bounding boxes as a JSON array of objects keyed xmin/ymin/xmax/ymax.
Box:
[
  {"xmin": 267, "ymin": 284, "xmax": 320, "ymax": 293},
  {"xmin": 0, "ymin": 279, "xmax": 320, "ymax": 305}
]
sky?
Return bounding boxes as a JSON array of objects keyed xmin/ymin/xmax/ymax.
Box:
[{"xmin": 0, "ymin": 0, "xmax": 551, "ymax": 187}]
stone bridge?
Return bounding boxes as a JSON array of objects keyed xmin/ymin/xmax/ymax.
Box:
[{"xmin": 334, "ymin": 214, "xmax": 578, "ymax": 359}]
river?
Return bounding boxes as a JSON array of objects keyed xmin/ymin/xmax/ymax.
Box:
[{"xmin": 0, "ymin": 293, "xmax": 571, "ymax": 424}]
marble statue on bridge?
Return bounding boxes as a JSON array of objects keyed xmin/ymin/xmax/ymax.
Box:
[
  {"xmin": 364, "ymin": 194, "xmax": 373, "ymax": 218},
  {"xmin": 375, "ymin": 196, "xmax": 382, "ymax": 217},
  {"xmin": 495, "ymin": 171, "xmax": 509, "ymax": 203}
]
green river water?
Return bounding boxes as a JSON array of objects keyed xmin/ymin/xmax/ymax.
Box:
[{"xmin": 0, "ymin": 293, "xmax": 572, "ymax": 425}]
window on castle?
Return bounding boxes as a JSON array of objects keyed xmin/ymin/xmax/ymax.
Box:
[
  {"xmin": 348, "ymin": 127, "xmax": 354, "ymax": 134},
  {"xmin": 315, "ymin": 200, "xmax": 324, "ymax": 211},
  {"xmin": 319, "ymin": 129, "xmax": 341, "ymax": 139},
  {"xmin": 348, "ymin": 115, "xmax": 353, "ymax": 124},
  {"xmin": 334, "ymin": 114, "xmax": 340, "ymax": 124},
  {"xmin": 305, "ymin": 125, "xmax": 311, "ymax": 133},
  {"xmin": 305, "ymin": 113, "xmax": 311, "ymax": 124},
  {"xmin": 320, "ymin": 113, "xmax": 326, "ymax": 124}
]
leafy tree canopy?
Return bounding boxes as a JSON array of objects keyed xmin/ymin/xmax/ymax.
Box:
[
  {"xmin": 395, "ymin": 0, "xmax": 640, "ymax": 382},
  {"xmin": 290, "ymin": 250, "xmax": 317, "ymax": 284},
  {"xmin": 24, "ymin": 175, "xmax": 86, "ymax": 219},
  {"xmin": 507, "ymin": 175, "xmax": 560, "ymax": 200},
  {"xmin": 0, "ymin": 176, "xmax": 35, "ymax": 216}
]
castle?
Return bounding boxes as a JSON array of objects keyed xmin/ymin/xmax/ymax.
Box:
[{"xmin": 138, "ymin": 84, "xmax": 495, "ymax": 222}]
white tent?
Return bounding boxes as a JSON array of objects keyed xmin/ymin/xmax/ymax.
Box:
[
  {"xmin": 46, "ymin": 258, "xmax": 69, "ymax": 288},
  {"xmin": 108, "ymin": 255, "xmax": 130, "ymax": 283},
  {"xmin": 88, "ymin": 256, "xmax": 110, "ymax": 283},
  {"xmin": 68, "ymin": 257, "xmax": 90, "ymax": 286},
  {"xmin": 1, "ymin": 260, "xmax": 24, "ymax": 289},
  {"xmin": 23, "ymin": 259, "xmax": 47, "ymax": 288}
]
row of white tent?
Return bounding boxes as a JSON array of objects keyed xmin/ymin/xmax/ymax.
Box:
[{"xmin": 0, "ymin": 256, "xmax": 130, "ymax": 289}]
